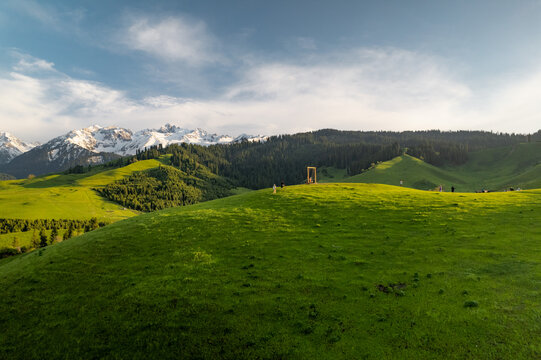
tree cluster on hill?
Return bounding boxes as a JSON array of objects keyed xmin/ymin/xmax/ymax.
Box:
[
  {"xmin": 0, "ymin": 217, "xmax": 104, "ymax": 259},
  {"xmin": 96, "ymin": 165, "xmax": 232, "ymax": 212},
  {"xmin": 0, "ymin": 218, "xmax": 106, "ymax": 235},
  {"xmin": 65, "ymin": 164, "xmax": 93, "ymax": 174}
]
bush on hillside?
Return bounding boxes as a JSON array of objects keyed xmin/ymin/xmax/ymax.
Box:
[{"xmin": 0, "ymin": 248, "xmax": 20, "ymax": 259}]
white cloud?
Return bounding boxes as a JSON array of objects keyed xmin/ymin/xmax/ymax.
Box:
[
  {"xmin": 474, "ymin": 71, "xmax": 541, "ymax": 132},
  {"xmin": 119, "ymin": 15, "xmax": 219, "ymax": 66},
  {"xmin": 13, "ymin": 57, "xmax": 55, "ymax": 73},
  {"xmin": 0, "ymin": 49, "xmax": 540, "ymax": 143}
]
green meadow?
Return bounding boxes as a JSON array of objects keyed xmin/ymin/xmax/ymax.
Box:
[
  {"xmin": 0, "ymin": 159, "xmax": 164, "ymax": 220},
  {"xmin": 321, "ymin": 142, "xmax": 541, "ymax": 192},
  {"xmin": 1, "ymin": 183, "xmax": 540, "ymax": 359}
]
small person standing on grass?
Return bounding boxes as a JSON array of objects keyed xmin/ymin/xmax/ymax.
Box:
[
  {"xmin": 451, "ymin": 186, "xmax": 455, "ymax": 192},
  {"xmin": 273, "ymin": 184, "xmax": 276, "ymax": 194},
  {"xmin": 439, "ymin": 185, "xmax": 443, "ymax": 192}
]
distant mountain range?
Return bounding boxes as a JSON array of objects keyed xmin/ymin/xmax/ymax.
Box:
[{"xmin": 0, "ymin": 124, "xmax": 267, "ymax": 178}]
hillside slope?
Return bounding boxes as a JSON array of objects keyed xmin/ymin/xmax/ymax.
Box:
[
  {"xmin": 447, "ymin": 142, "xmax": 541, "ymax": 190},
  {"xmin": 343, "ymin": 155, "xmax": 466, "ymax": 190},
  {"xmin": 339, "ymin": 143, "xmax": 541, "ymax": 192},
  {"xmin": 0, "ymin": 184, "xmax": 540, "ymax": 359},
  {"xmin": 0, "ymin": 160, "xmax": 164, "ymax": 220}
]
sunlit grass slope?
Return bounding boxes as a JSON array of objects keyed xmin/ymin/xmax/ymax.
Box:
[
  {"xmin": 1, "ymin": 183, "xmax": 540, "ymax": 359},
  {"xmin": 0, "ymin": 159, "xmax": 163, "ymax": 220},
  {"xmin": 447, "ymin": 142, "xmax": 541, "ymax": 190},
  {"xmin": 339, "ymin": 143, "xmax": 541, "ymax": 192},
  {"xmin": 344, "ymin": 155, "xmax": 466, "ymax": 191}
]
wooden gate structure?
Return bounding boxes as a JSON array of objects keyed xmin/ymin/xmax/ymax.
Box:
[{"xmin": 306, "ymin": 167, "xmax": 317, "ymax": 184}]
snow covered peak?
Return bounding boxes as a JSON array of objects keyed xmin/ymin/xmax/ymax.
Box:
[
  {"xmin": 0, "ymin": 131, "xmax": 38, "ymax": 164},
  {"xmin": 47, "ymin": 126, "xmax": 134, "ymax": 160},
  {"xmin": 0, "ymin": 132, "xmax": 37, "ymax": 152},
  {"xmin": 157, "ymin": 123, "xmax": 181, "ymax": 133},
  {"xmin": 34, "ymin": 124, "xmax": 266, "ymax": 164},
  {"xmin": 234, "ymin": 134, "xmax": 268, "ymax": 143}
]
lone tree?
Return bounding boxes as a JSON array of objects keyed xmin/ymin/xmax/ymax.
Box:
[
  {"xmin": 90, "ymin": 217, "xmax": 99, "ymax": 231},
  {"xmin": 31, "ymin": 229, "xmax": 40, "ymax": 248},
  {"xmin": 12, "ymin": 236, "xmax": 21, "ymax": 253},
  {"xmin": 50, "ymin": 226, "xmax": 58, "ymax": 244},
  {"xmin": 39, "ymin": 229, "xmax": 48, "ymax": 248}
]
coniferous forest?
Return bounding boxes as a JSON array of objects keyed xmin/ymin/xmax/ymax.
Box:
[
  {"xmin": 98, "ymin": 129, "xmax": 531, "ymax": 194},
  {"xmin": 96, "ymin": 166, "xmax": 232, "ymax": 212}
]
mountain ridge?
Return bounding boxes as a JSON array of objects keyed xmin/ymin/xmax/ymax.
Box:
[{"xmin": 0, "ymin": 124, "xmax": 266, "ymax": 178}]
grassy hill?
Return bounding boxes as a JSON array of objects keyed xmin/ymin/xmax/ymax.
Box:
[
  {"xmin": 342, "ymin": 154, "xmax": 466, "ymax": 190},
  {"xmin": 0, "ymin": 159, "xmax": 165, "ymax": 220},
  {"xmin": 0, "ymin": 183, "xmax": 540, "ymax": 359},
  {"xmin": 446, "ymin": 142, "xmax": 541, "ymax": 190},
  {"xmin": 330, "ymin": 142, "xmax": 541, "ymax": 192}
]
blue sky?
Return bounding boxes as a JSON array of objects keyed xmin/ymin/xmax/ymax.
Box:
[{"xmin": 1, "ymin": 0, "xmax": 541, "ymax": 141}]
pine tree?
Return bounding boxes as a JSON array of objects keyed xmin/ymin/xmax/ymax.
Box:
[
  {"xmin": 50, "ymin": 226, "xmax": 58, "ymax": 244},
  {"xmin": 89, "ymin": 217, "xmax": 99, "ymax": 231},
  {"xmin": 12, "ymin": 236, "xmax": 20, "ymax": 253},
  {"xmin": 31, "ymin": 229, "xmax": 40, "ymax": 248},
  {"xmin": 39, "ymin": 229, "xmax": 48, "ymax": 248},
  {"xmin": 64, "ymin": 223, "xmax": 75, "ymax": 240}
]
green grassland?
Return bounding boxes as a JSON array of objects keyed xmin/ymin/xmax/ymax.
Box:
[
  {"xmin": 343, "ymin": 155, "xmax": 465, "ymax": 190},
  {"xmin": 332, "ymin": 142, "xmax": 541, "ymax": 192},
  {"xmin": 0, "ymin": 159, "xmax": 164, "ymax": 220},
  {"xmin": 446, "ymin": 142, "xmax": 541, "ymax": 190},
  {"xmin": 1, "ymin": 183, "xmax": 540, "ymax": 359}
]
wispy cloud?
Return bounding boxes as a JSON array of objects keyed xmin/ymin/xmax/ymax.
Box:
[
  {"xmin": 13, "ymin": 54, "xmax": 55, "ymax": 73},
  {"xmin": 118, "ymin": 15, "xmax": 220, "ymax": 66},
  {"xmin": 0, "ymin": 49, "xmax": 539, "ymax": 143},
  {"xmin": 6, "ymin": 0, "xmax": 85, "ymax": 31},
  {"xmin": 9, "ymin": 0, "xmax": 59, "ymax": 27}
]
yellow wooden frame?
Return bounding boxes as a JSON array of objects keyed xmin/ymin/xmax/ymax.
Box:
[{"xmin": 307, "ymin": 167, "xmax": 317, "ymax": 184}]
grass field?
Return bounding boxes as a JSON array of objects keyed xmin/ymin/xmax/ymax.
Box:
[
  {"xmin": 0, "ymin": 159, "xmax": 164, "ymax": 220},
  {"xmin": 343, "ymin": 155, "xmax": 465, "ymax": 190},
  {"xmin": 446, "ymin": 142, "xmax": 541, "ymax": 190},
  {"xmin": 1, "ymin": 183, "xmax": 540, "ymax": 359},
  {"xmin": 329, "ymin": 142, "xmax": 541, "ymax": 192}
]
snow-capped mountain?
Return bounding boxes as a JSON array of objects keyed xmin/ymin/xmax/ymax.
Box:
[
  {"xmin": 47, "ymin": 124, "xmax": 266, "ymax": 158},
  {"xmin": 0, "ymin": 124, "xmax": 266, "ymax": 178},
  {"xmin": 0, "ymin": 132, "xmax": 38, "ymax": 165}
]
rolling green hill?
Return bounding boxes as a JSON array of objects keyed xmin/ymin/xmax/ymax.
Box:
[
  {"xmin": 327, "ymin": 142, "xmax": 541, "ymax": 192},
  {"xmin": 446, "ymin": 142, "xmax": 541, "ymax": 190},
  {"xmin": 0, "ymin": 183, "xmax": 540, "ymax": 359},
  {"xmin": 0, "ymin": 159, "xmax": 165, "ymax": 220},
  {"xmin": 342, "ymin": 154, "xmax": 466, "ymax": 190}
]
